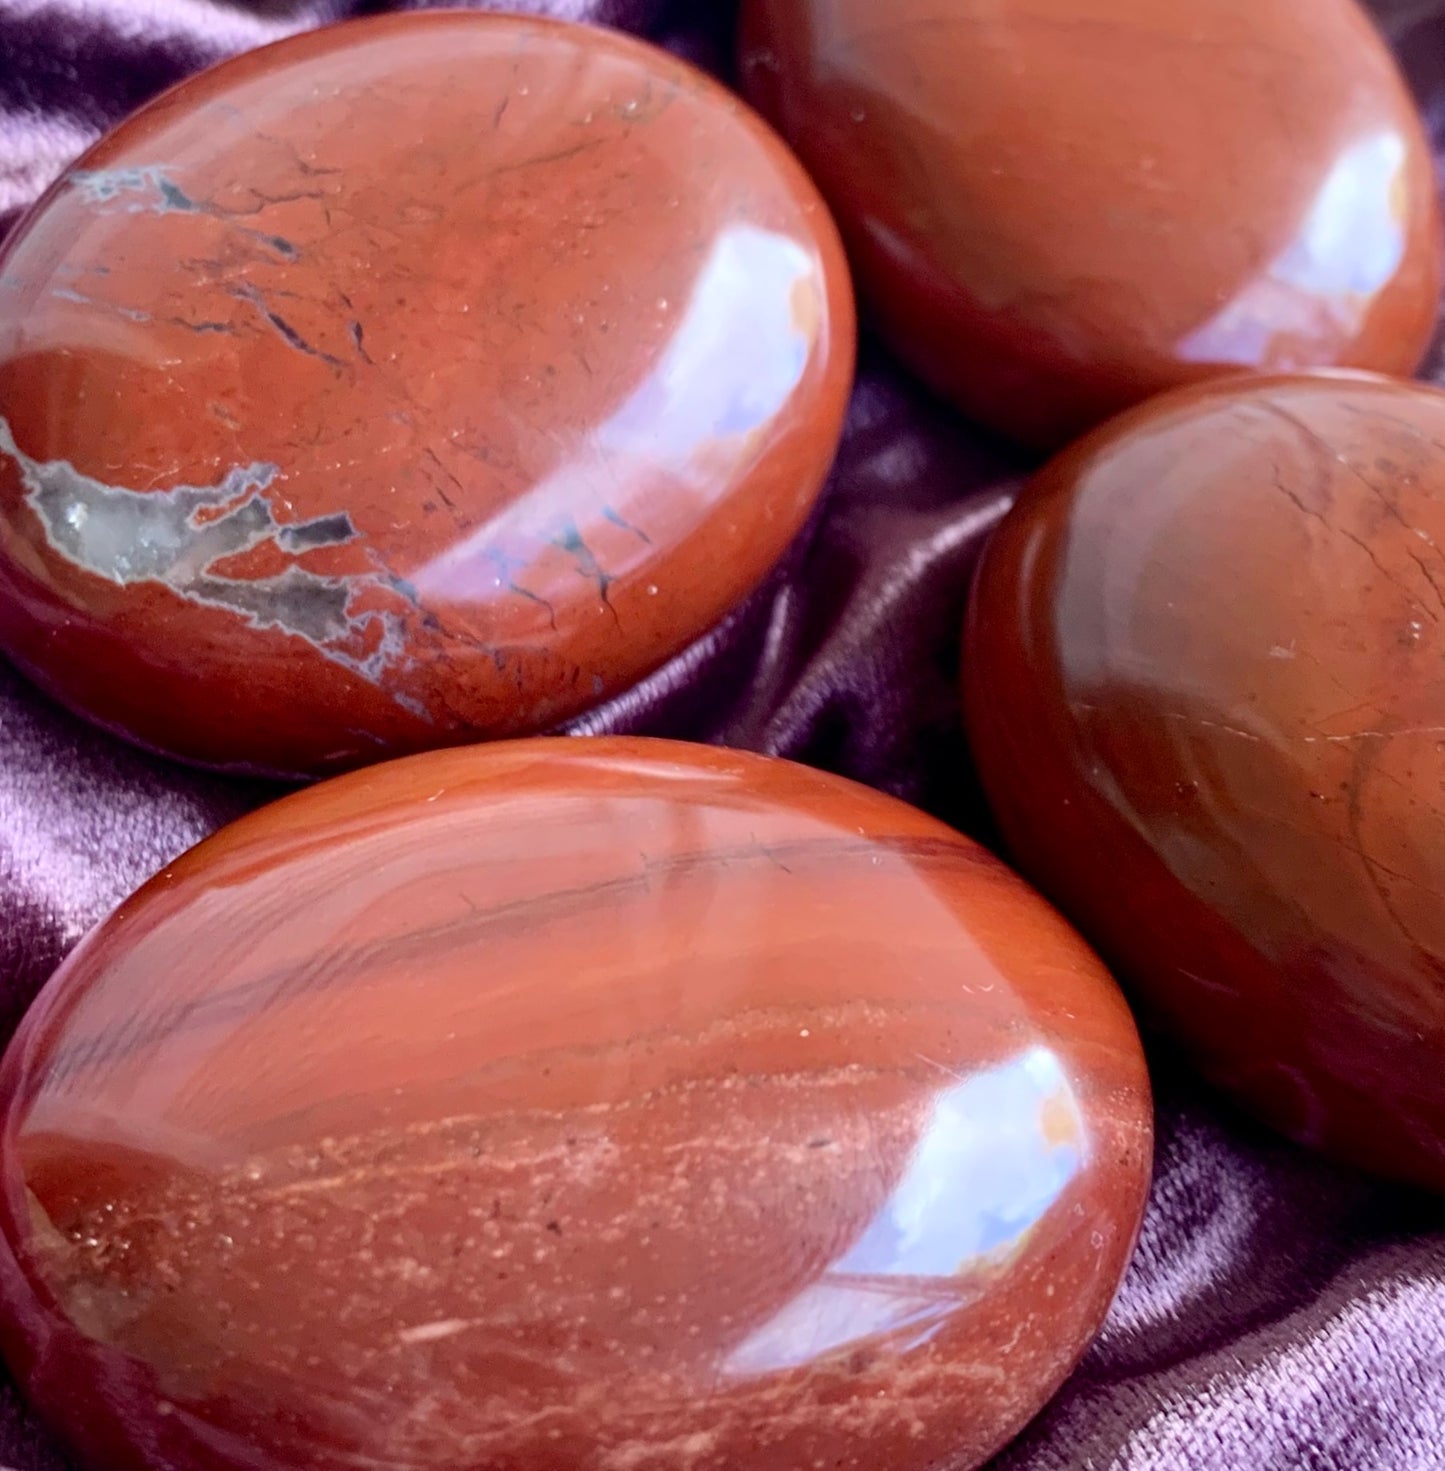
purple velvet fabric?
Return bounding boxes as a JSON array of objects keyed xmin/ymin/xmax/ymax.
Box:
[{"xmin": 3, "ymin": 1, "xmax": 1445, "ymax": 1467}]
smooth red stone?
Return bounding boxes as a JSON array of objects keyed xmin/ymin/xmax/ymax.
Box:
[
  {"xmin": 0, "ymin": 738, "xmax": 1151, "ymax": 1471},
  {"xmin": 0, "ymin": 14, "xmax": 854, "ymax": 779},
  {"xmin": 964, "ymin": 371, "xmax": 1445, "ymax": 1191},
  {"xmin": 738, "ymin": 0, "xmax": 1442, "ymax": 448}
]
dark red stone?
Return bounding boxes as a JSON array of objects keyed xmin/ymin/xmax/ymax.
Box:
[
  {"xmin": 965, "ymin": 371, "xmax": 1445, "ymax": 1191},
  {"xmin": 739, "ymin": 0, "xmax": 1442, "ymax": 447},
  {"xmin": 0, "ymin": 738, "xmax": 1152, "ymax": 1471},
  {"xmin": 0, "ymin": 13, "xmax": 855, "ymax": 778}
]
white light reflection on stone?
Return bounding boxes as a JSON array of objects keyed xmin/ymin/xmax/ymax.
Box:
[
  {"xmin": 722, "ymin": 1046, "xmax": 1085, "ymax": 1377},
  {"xmin": 1177, "ymin": 132, "xmax": 1408, "ymax": 364},
  {"xmin": 412, "ymin": 223, "xmax": 817, "ymax": 603}
]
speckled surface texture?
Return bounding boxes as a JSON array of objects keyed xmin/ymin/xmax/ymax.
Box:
[
  {"xmin": 0, "ymin": 740, "xmax": 1152, "ymax": 1471},
  {"xmin": 1, "ymin": 1, "xmax": 1445, "ymax": 1469}
]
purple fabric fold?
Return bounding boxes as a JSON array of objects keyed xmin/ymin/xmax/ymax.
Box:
[{"xmin": 3, "ymin": 2, "xmax": 1445, "ymax": 1467}]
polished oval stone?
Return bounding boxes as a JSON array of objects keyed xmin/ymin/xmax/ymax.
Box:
[
  {"xmin": 738, "ymin": 0, "xmax": 1441, "ymax": 447},
  {"xmin": 0, "ymin": 14, "xmax": 854, "ymax": 779},
  {"xmin": 0, "ymin": 738, "xmax": 1151, "ymax": 1471},
  {"xmin": 964, "ymin": 372, "xmax": 1445, "ymax": 1191}
]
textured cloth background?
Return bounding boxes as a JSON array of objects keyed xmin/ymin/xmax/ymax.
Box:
[{"xmin": 3, "ymin": 1, "xmax": 1445, "ymax": 1467}]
